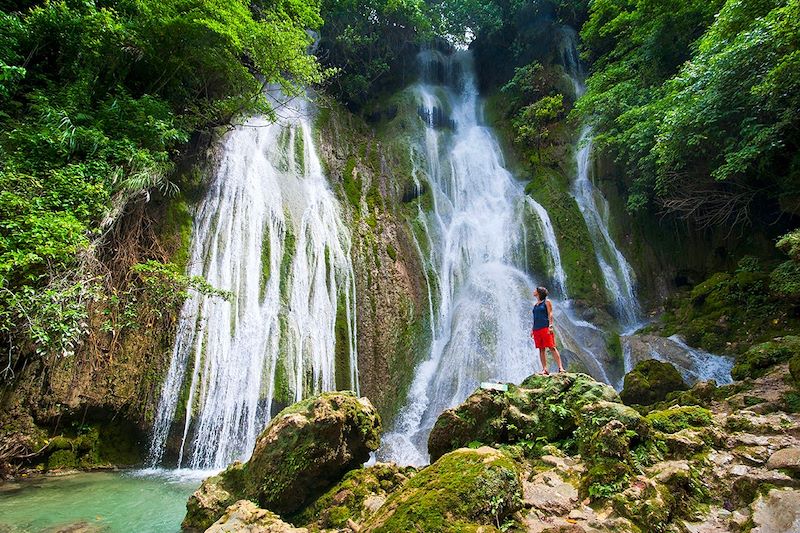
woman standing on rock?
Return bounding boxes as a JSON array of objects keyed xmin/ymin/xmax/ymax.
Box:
[{"xmin": 531, "ymin": 286, "xmax": 565, "ymax": 375}]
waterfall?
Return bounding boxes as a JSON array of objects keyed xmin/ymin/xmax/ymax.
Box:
[
  {"xmin": 147, "ymin": 94, "xmax": 358, "ymax": 470},
  {"xmin": 380, "ymin": 49, "xmax": 611, "ymax": 466},
  {"xmin": 560, "ymin": 28, "xmax": 642, "ymax": 330}
]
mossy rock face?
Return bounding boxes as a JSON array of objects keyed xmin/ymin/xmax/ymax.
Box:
[
  {"xmin": 183, "ymin": 462, "xmax": 246, "ymax": 532},
  {"xmin": 732, "ymin": 336, "xmax": 800, "ymax": 381},
  {"xmin": 363, "ymin": 447, "xmax": 521, "ymax": 532},
  {"xmin": 620, "ymin": 359, "xmax": 688, "ymax": 406},
  {"xmin": 244, "ymin": 392, "xmax": 381, "ymax": 516},
  {"xmin": 427, "ymin": 373, "xmax": 619, "ymax": 462},
  {"xmin": 291, "ymin": 463, "xmax": 416, "ymax": 529},
  {"xmin": 790, "ymin": 354, "xmax": 800, "ymax": 389},
  {"xmin": 645, "ymin": 406, "xmax": 713, "ymax": 434}
]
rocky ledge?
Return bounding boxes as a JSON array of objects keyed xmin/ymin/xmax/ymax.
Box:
[{"xmin": 183, "ymin": 363, "xmax": 800, "ymax": 532}]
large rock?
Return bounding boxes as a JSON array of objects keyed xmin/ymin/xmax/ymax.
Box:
[
  {"xmin": 244, "ymin": 392, "xmax": 381, "ymax": 515},
  {"xmin": 620, "ymin": 359, "xmax": 688, "ymax": 406},
  {"xmin": 427, "ymin": 373, "xmax": 618, "ymax": 462},
  {"xmin": 750, "ymin": 488, "xmax": 800, "ymax": 533},
  {"xmin": 362, "ymin": 447, "xmax": 522, "ymax": 532},
  {"xmin": 183, "ymin": 392, "xmax": 381, "ymax": 530},
  {"xmin": 766, "ymin": 447, "xmax": 800, "ymax": 473}
]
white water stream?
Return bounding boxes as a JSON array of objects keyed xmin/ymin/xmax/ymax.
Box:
[
  {"xmin": 147, "ymin": 95, "xmax": 358, "ymax": 470},
  {"xmin": 380, "ymin": 49, "xmax": 612, "ymax": 465},
  {"xmin": 560, "ymin": 29, "xmax": 642, "ymax": 330}
]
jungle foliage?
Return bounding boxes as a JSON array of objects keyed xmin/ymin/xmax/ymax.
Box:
[
  {"xmin": 0, "ymin": 0, "xmax": 323, "ymax": 370},
  {"xmin": 576, "ymin": 0, "xmax": 800, "ymax": 228}
]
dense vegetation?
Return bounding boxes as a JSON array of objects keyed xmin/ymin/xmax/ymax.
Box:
[
  {"xmin": 1, "ymin": 0, "xmax": 798, "ymax": 385},
  {"xmin": 577, "ymin": 0, "xmax": 800, "ymax": 228},
  {"xmin": 0, "ymin": 0, "xmax": 323, "ymax": 371}
]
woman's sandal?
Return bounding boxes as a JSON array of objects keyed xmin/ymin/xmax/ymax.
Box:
[{"xmin": 538, "ymin": 369, "xmax": 550, "ymax": 376}]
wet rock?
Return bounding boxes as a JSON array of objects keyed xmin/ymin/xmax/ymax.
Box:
[
  {"xmin": 750, "ymin": 488, "xmax": 800, "ymax": 533},
  {"xmin": 620, "ymin": 359, "xmax": 687, "ymax": 406},
  {"xmin": 206, "ymin": 500, "xmax": 308, "ymax": 532},
  {"xmin": 362, "ymin": 447, "xmax": 522, "ymax": 531},
  {"xmin": 766, "ymin": 446, "xmax": 800, "ymax": 473},
  {"xmin": 428, "ymin": 372, "xmax": 618, "ymax": 461}
]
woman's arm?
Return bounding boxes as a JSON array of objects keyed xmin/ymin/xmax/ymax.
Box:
[{"xmin": 546, "ymin": 300, "xmax": 554, "ymax": 330}]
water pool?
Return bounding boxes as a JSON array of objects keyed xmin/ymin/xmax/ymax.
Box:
[{"xmin": 0, "ymin": 470, "xmax": 203, "ymax": 532}]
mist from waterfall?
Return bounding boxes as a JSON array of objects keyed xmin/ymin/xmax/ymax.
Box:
[
  {"xmin": 379, "ymin": 48, "xmax": 612, "ymax": 466},
  {"xmin": 147, "ymin": 95, "xmax": 358, "ymax": 470}
]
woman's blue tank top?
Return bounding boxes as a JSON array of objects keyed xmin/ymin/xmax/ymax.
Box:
[{"xmin": 532, "ymin": 300, "xmax": 549, "ymax": 330}]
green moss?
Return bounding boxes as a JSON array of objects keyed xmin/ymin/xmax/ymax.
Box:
[
  {"xmin": 163, "ymin": 197, "xmax": 193, "ymax": 272},
  {"xmin": 386, "ymin": 244, "xmax": 397, "ymax": 261},
  {"xmin": 621, "ymin": 359, "xmax": 688, "ymax": 406},
  {"xmin": 645, "ymin": 406, "xmax": 712, "ymax": 434},
  {"xmin": 783, "ymin": 392, "xmax": 800, "ymax": 413},
  {"xmin": 366, "ymin": 448, "xmax": 521, "ymax": 532},
  {"xmin": 731, "ymin": 336, "xmax": 800, "ymax": 380},
  {"xmin": 656, "ymin": 267, "xmax": 800, "ymax": 356},
  {"xmin": 291, "ymin": 463, "xmax": 414, "ymax": 528},
  {"xmin": 334, "ymin": 293, "xmax": 353, "ymax": 391},
  {"xmin": 46, "ymin": 449, "xmax": 77, "ymax": 470},
  {"xmin": 343, "ymin": 156, "xmax": 361, "ymax": 208},
  {"xmin": 259, "ymin": 223, "xmax": 272, "ymax": 302}
]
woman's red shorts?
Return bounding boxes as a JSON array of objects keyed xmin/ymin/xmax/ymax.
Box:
[{"xmin": 532, "ymin": 327, "xmax": 556, "ymax": 349}]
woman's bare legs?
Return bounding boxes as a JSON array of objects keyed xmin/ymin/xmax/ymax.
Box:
[
  {"xmin": 550, "ymin": 347, "xmax": 565, "ymax": 372},
  {"xmin": 538, "ymin": 348, "xmax": 549, "ymax": 375}
]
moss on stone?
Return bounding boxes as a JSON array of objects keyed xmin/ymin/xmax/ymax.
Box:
[
  {"xmin": 732, "ymin": 336, "xmax": 800, "ymax": 381},
  {"xmin": 364, "ymin": 447, "xmax": 520, "ymax": 532},
  {"xmin": 428, "ymin": 373, "xmax": 620, "ymax": 462},
  {"xmin": 291, "ymin": 463, "xmax": 415, "ymax": 529},
  {"xmin": 645, "ymin": 406, "xmax": 712, "ymax": 434},
  {"xmin": 621, "ymin": 359, "xmax": 688, "ymax": 406}
]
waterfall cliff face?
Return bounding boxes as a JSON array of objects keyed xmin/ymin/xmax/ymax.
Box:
[
  {"xmin": 380, "ymin": 49, "xmax": 613, "ymax": 466},
  {"xmin": 148, "ymin": 95, "xmax": 358, "ymax": 470},
  {"xmin": 559, "ymin": 29, "xmax": 642, "ymax": 330}
]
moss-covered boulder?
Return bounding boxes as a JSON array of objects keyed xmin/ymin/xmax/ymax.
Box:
[
  {"xmin": 183, "ymin": 462, "xmax": 246, "ymax": 531},
  {"xmin": 732, "ymin": 336, "xmax": 800, "ymax": 381},
  {"xmin": 244, "ymin": 392, "xmax": 381, "ymax": 515},
  {"xmin": 427, "ymin": 372, "xmax": 618, "ymax": 462},
  {"xmin": 290, "ymin": 463, "xmax": 416, "ymax": 529},
  {"xmin": 362, "ymin": 447, "xmax": 521, "ymax": 532},
  {"xmin": 620, "ymin": 359, "xmax": 688, "ymax": 406},
  {"xmin": 183, "ymin": 391, "xmax": 381, "ymax": 530}
]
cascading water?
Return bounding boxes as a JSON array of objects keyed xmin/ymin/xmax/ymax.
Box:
[
  {"xmin": 559, "ymin": 29, "xmax": 642, "ymax": 330},
  {"xmin": 147, "ymin": 94, "xmax": 358, "ymax": 470},
  {"xmin": 380, "ymin": 48, "xmax": 611, "ymax": 466}
]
